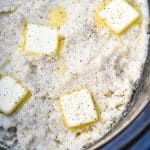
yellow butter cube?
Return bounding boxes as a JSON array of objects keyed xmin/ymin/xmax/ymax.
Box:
[
  {"xmin": 24, "ymin": 24, "xmax": 58, "ymax": 55},
  {"xmin": 0, "ymin": 76, "xmax": 30, "ymax": 115},
  {"xmin": 99, "ymin": 0, "xmax": 139, "ymax": 33},
  {"xmin": 60, "ymin": 89, "xmax": 98, "ymax": 128}
]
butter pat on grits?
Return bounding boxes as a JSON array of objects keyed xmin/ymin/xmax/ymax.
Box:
[
  {"xmin": 23, "ymin": 24, "xmax": 58, "ymax": 55},
  {"xmin": 0, "ymin": 76, "xmax": 30, "ymax": 115},
  {"xmin": 60, "ymin": 89, "xmax": 98, "ymax": 128},
  {"xmin": 99, "ymin": 0, "xmax": 140, "ymax": 34}
]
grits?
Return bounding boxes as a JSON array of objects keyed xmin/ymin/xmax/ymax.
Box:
[{"xmin": 0, "ymin": 0, "xmax": 149, "ymax": 149}]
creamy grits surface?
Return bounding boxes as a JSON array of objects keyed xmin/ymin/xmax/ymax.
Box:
[{"xmin": 0, "ymin": 0, "xmax": 149, "ymax": 150}]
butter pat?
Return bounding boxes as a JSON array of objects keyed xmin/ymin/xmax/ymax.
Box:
[
  {"xmin": 60, "ymin": 89, "xmax": 98, "ymax": 128},
  {"xmin": 99, "ymin": 0, "xmax": 139, "ymax": 34},
  {"xmin": 25, "ymin": 24, "xmax": 58, "ymax": 55},
  {"xmin": 0, "ymin": 76, "xmax": 29, "ymax": 115}
]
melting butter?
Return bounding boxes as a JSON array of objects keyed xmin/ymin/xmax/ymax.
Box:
[
  {"xmin": 48, "ymin": 7, "xmax": 67, "ymax": 29},
  {"xmin": 94, "ymin": 0, "xmax": 142, "ymax": 35},
  {"xmin": 19, "ymin": 25, "xmax": 28, "ymax": 51},
  {"xmin": 94, "ymin": 0, "xmax": 111, "ymax": 29}
]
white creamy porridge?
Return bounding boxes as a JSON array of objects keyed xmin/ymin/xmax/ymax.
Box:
[{"xmin": 0, "ymin": 0, "xmax": 149, "ymax": 150}]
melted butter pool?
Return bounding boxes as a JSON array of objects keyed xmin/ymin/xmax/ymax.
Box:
[{"xmin": 48, "ymin": 7, "xmax": 67, "ymax": 29}]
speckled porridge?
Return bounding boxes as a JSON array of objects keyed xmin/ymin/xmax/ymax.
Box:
[{"xmin": 0, "ymin": 0, "xmax": 149, "ymax": 150}]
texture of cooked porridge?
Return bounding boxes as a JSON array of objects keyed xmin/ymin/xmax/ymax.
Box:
[{"xmin": 0, "ymin": 0, "xmax": 149, "ymax": 149}]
